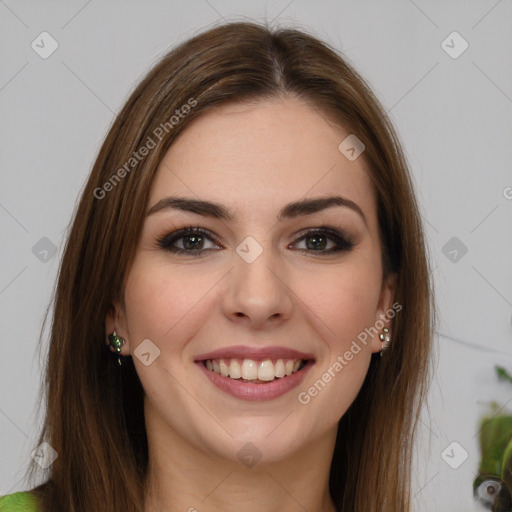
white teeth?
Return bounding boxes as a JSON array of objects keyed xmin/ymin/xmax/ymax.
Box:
[
  {"xmin": 229, "ymin": 359, "xmax": 241, "ymax": 379},
  {"xmin": 219, "ymin": 359, "xmax": 229, "ymax": 377},
  {"xmin": 204, "ymin": 357, "xmax": 307, "ymax": 381},
  {"xmin": 274, "ymin": 359, "xmax": 285, "ymax": 378},
  {"xmin": 241, "ymin": 359, "xmax": 258, "ymax": 380},
  {"xmin": 258, "ymin": 360, "xmax": 275, "ymax": 381}
]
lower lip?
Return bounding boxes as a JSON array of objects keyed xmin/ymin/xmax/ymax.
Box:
[{"xmin": 195, "ymin": 360, "xmax": 315, "ymax": 401}]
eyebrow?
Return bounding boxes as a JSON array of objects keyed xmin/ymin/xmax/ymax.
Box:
[{"xmin": 147, "ymin": 195, "xmax": 367, "ymax": 226}]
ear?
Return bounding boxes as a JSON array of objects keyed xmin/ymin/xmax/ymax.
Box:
[
  {"xmin": 370, "ymin": 272, "xmax": 398, "ymax": 353},
  {"xmin": 105, "ymin": 301, "xmax": 131, "ymax": 355}
]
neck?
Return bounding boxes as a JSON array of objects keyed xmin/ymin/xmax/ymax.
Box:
[{"xmin": 142, "ymin": 406, "xmax": 338, "ymax": 512}]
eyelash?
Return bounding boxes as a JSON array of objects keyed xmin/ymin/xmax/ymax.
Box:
[{"xmin": 156, "ymin": 224, "xmax": 355, "ymax": 257}]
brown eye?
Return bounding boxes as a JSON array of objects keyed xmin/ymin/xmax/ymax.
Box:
[
  {"xmin": 157, "ymin": 227, "xmax": 221, "ymax": 255},
  {"xmin": 156, "ymin": 225, "xmax": 355, "ymax": 257},
  {"xmin": 292, "ymin": 227, "xmax": 355, "ymax": 255}
]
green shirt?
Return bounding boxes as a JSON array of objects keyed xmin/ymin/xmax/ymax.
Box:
[{"xmin": 0, "ymin": 492, "xmax": 38, "ymax": 512}]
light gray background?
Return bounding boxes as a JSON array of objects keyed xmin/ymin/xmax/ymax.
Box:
[{"xmin": 1, "ymin": 1, "xmax": 511, "ymax": 511}]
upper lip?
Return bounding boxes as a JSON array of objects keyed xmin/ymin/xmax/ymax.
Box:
[{"xmin": 194, "ymin": 345, "xmax": 315, "ymax": 361}]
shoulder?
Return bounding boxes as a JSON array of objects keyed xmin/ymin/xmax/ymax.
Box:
[{"xmin": 0, "ymin": 491, "xmax": 39, "ymax": 512}]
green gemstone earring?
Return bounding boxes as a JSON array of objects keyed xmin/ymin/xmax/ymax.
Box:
[{"xmin": 108, "ymin": 330, "xmax": 125, "ymax": 366}]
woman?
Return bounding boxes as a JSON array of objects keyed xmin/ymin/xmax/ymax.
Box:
[{"xmin": 1, "ymin": 20, "xmax": 434, "ymax": 512}]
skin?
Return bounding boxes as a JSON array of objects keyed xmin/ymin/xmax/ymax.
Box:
[{"xmin": 106, "ymin": 96, "xmax": 397, "ymax": 512}]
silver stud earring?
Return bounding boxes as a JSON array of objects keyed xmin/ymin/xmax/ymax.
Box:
[{"xmin": 379, "ymin": 327, "xmax": 391, "ymax": 357}]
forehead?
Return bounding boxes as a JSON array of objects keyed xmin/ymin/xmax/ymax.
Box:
[{"xmin": 149, "ymin": 97, "xmax": 377, "ymax": 225}]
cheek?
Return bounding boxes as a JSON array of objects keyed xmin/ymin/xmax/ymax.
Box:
[
  {"xmin": 295, "ymin": 259, "xmax": 383, "ymax": 418},
  {"xmin": 295, "ymin": 266, "xmax": 379, "ymax": 421},
  {"xmin": 122, "ymin": 260, "xmax": 224, "ymax": 347},
  {"xmin": 295, "ymin": 261, "xmax": 383, "ymax": 352}
]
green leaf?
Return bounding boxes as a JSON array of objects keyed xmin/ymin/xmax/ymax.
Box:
[{"xmin": 495, "ymin": 366, "xmax": 512, "ymax": 384}]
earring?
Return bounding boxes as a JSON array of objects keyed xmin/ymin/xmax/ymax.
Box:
[
  {"xmin": 379, "ymin": 327, "xmax": 391, "ymax": 357},
  {"xmin": 108, "ymin": 330, "xmax": 125, "ymax": 366}
]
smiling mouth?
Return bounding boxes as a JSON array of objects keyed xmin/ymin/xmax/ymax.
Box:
[{"xmin": 201, "ymin": 357, "xmax": 310, "ymax": 383}]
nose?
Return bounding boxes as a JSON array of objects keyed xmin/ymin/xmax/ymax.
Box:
[{"xmin": 223, "ymin": 244, "xmax": 294, "ymax": 330}]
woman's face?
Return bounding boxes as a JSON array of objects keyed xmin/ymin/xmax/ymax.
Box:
[{"xmin": 108, "ymin": 96, "xmax": 396, "ymax": 465}]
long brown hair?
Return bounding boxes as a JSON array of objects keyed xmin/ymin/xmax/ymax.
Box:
[{"xmin": 24, "ymin": 20, "xmax": 434, "ymax": 512}]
